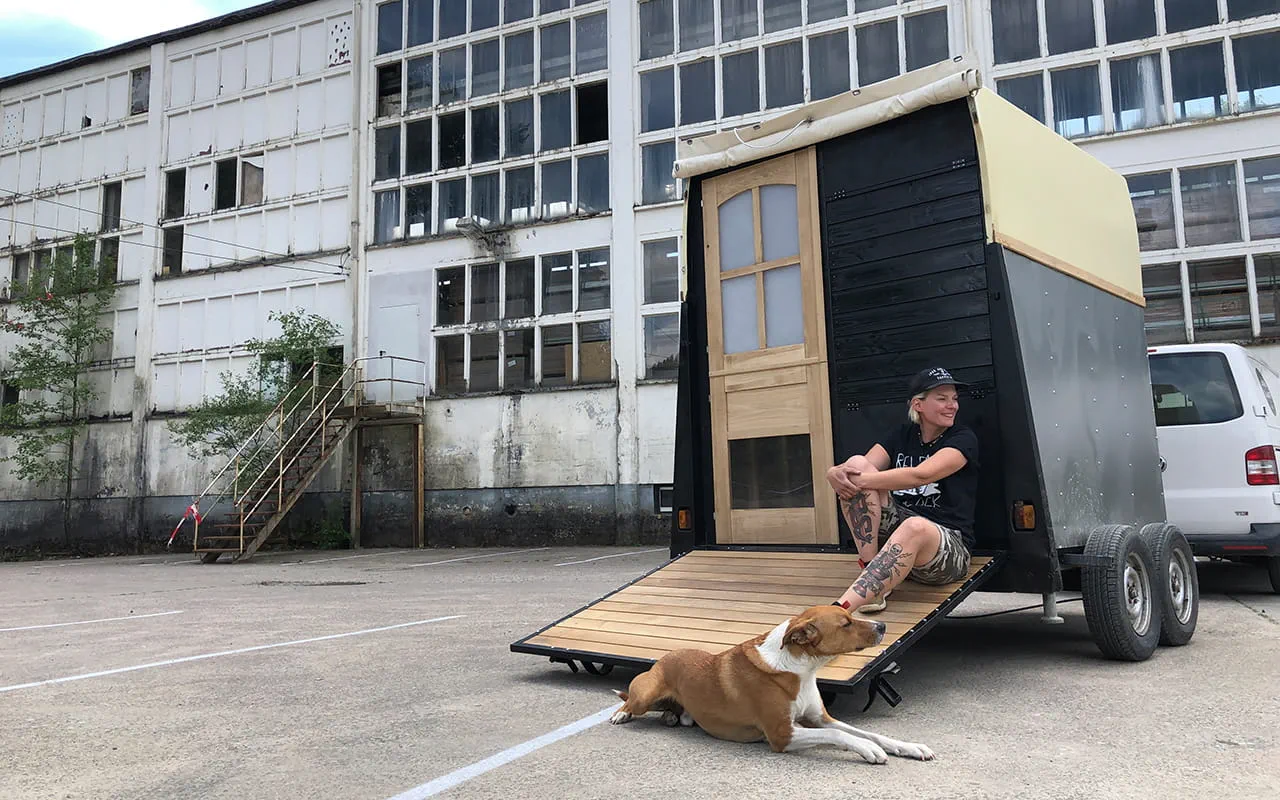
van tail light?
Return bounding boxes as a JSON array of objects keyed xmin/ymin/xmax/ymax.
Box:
[{"xmin": 1246, "ymin": 445, "xmax": 1279, "ymax": 485}]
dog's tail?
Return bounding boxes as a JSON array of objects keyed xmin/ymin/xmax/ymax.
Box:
[{"xmin": 611, "ymin": 689, "xmax": 629, "ymax": 701}]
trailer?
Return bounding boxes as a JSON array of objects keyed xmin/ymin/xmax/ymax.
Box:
[{"xmin": 511, "ymin": 56, "xmax": 1200, "ymax": 708}]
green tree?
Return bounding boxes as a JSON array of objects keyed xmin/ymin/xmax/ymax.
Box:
[{"xmin": 0, "ymin": 234, "xmax": 119, "ymax": 544}]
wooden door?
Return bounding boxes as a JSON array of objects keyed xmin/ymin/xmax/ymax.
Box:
[{"xmin": 701, "ymin": 148, "xmax": 836, "ymax": 545}]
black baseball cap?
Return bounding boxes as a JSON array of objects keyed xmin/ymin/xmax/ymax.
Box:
[{"xmin": 907, "ymin": 367, "xmax": 968, "ymax": 397}]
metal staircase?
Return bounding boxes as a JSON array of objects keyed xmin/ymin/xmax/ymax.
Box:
[{"xmin": 172, "ymin": 355, "xmax": 426, "ymax": 563}]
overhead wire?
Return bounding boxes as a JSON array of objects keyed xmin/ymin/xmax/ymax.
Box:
[{"xmin": 1, "ymin": 187, "xmax": 349, "ymax": 276}]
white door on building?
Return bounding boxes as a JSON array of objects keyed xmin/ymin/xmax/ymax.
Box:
[{"xmin": 366, "ymin": 303, "xmax": 422, "ymax": 404}]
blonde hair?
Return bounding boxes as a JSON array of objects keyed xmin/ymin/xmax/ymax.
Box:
[{"xmin": 906, "ymin": 392, "xmax": 928, "ymax": 424}]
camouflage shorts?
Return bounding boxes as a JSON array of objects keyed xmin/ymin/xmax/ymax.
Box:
[{"xmin": 877, "ymin": 495, "xmax": 972, "ymax": 586}]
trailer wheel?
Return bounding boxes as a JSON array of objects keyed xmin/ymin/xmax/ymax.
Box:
[
  {"xmin": 1139, "ymin": 523, "xmax": 1198, "ymax": 646},
  {"xmin": 1267, "ymin": 557, "xmax": 1280, "ymax": 595},
  {"xmin": 1082, "ymin": 524, "xmax": 1162, "ymax": 661}
]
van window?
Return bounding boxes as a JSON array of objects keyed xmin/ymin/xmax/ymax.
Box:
[
  {"xmin": 1254, "ymin": 367, "xmax": 1277, "ymax": 416},
  {"xmin": 1149, "ymin": 352, "xmax": 1243, "ymax": 426}
]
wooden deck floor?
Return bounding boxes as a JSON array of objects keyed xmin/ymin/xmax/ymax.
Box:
[{"xmin": 520, "ymin": 549, "xmax": 994, "ymax": 684}]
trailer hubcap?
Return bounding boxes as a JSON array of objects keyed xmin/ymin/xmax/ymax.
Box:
[
  {"xmin": 1168, "ymin": 548, "xmax": 1194, "ymax": 625},
  {"xmin": 1124, "ymin": 553, "xmax": 1152, "ymax": 635}
]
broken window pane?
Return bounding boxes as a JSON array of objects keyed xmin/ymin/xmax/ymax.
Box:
[
  {"xmin": 577, "ymin": 82, "xmax": 608, "ymax": 143},
  {"xmin": 763, "ymin": 0, "xmax": 801, "ymax": 33},
  {"xmin": 809, "ymin": 31, "xmax": 850, "ymax": 101},
  {"xmin": 164, "ymin": 169, "xmax": 186, "ymax": 219},
  {"xmin": 1181, "ymin": 164, "xmax": 1242, "ymax": 246},
  {"xmin": 437, "ymin": 266, "xmax": 465, "ymax": 325},
  {"xmin": 439, "ymin": 0, "xmax": 466, "ymax": 38},
  {"xmin": 541, "ymin": 324, "xmax": 572, "ymax": 386},
  {"xmin": 406, "ymin": 183, "xmax": 431, "ymax": 237},
  {"xmin": 765, "ymin": 41, "xmax": 803, "ymax": 110},
  {"xmin": 644, "ymin": 313, "xmax": 680, "ymax": 379},
  {"xmin": 1104, "ymin": 0, "xmax": 1155, "ymax": 44},
  {"xmin": 578, "ymin": 321, "xmax": 611, "ymax": 383},
  {"xmin": 576, "ymin": 13, "xmax": 608, "ymax": 73},
  {"xmin": 1171, "ymin": 42, "xmax": 1227, "ymax": 120},
  {"xmin": 472, "ymin": 172, "xmax": 500, "ymax": 225},
  {"xmin": 438, "ymin": 47, "xmax": 467, "ymax": 104},
  {"xmin": 406, "ymin": 119, "xmax": 432, "ymax": 175},
  {"xmin": 905, "ymin": 10, "xmax": 949, "ymax": 71},
  {"xmin": 505, "ymin": 99, "xmax": 534, "ymax": 157},
  {"xmin": 1126, "ymin": 171, "xmax": 1176, "ymax": 251},
  {"xmin": 1256, "ymin": 254, "xmax": 1280, "ymax": 336},
  {"xmin": 504, "ymin": 328, "xmax": 534, "ymax": 389},
  {"xmin": 722, "ymin": 0, "xmax": 757, "ymax": 42},
  {"xmin": 1045, "ymin": 0, "xmax": 1095, "ymax": 55},
  {"xmin": 1141, "ymin": 263, "xmax": 1185, "ymax": 344},
  {"xmin": 641, "ymin": 141, "xmax": 677, "ymax": 205},
  {"xmin": 505, "ymin": 0, "xmax": 533, "ymax": 23},
  {"xmin": 578, "ymin": 247, "xmax": 610, "ymax": 311},
  {"xmin": 472, "ymin": 263, "xmax": 500, "ymax": 323},
  {"xmin": 1234, "ymin": 31, "xmax": 1280, "ymax": 112},
  {"xmin": 472, "ymin": 105, "xmax": 500, "ymax": 163},
  {"xmin": 408, "ymin": 0, "xmax": 433, "ymax": 46},
  {"xmin": 377, "ymin": 1, "xmax": 402, "ymax": 55},
  {"xmin": 473, "ymin": 0, "xmax": 499, "ymax": 31},
  {"xmin": 1164, "ymin": 0, "xmax": 1219, "ymax": 33},
  {"xmin": 542, "ymin": 160, "xmax": 573, "ymax": 218},
  {"xmin": 1051, "ymin": 64, "xmax": 1103, "ymax": 139},
  {"xmin": 470, "ymin": 333, "xmax": 499, "ymax": 392},
  {"xmin": 406, "ymin": 56, "xmax": 432, "ymax": 110},
  {"xmin": 101, "ymin": 182, "xmax": 122, "ymax": 231},
  {"xmin": 374, "ymin": 189, "xmax": 400, "ymax": 243},
  {"xmin": 439, "ymin": 111, "xmax": 466, "ymax": 169},
  {"xmin": 505, "ymin": 31, "xmax": 534, "ymax": 90},
  {"xmin": 216, "ymin": 157, "xmax": 238, "ymax": 207},
  {"xmin": 540, "ymin": 90, "xmax": 571, "ymax": 151},
  {"xmin": 639, "ymin": 0, "xmax": 674, "ymax": 60},
  {"xmin": 377, "ymin": 63, "xmax": 402, "ymax": 117},
  {"xmin": 541, "ymin": 21, "xmax": 571, "ymax": 82},
  {"xmin": 856, "ymin": 21, "xmax": 898, "ymax": 86},
  {"xmin": 641, "ymin": 68, "xmax": 675, "ymax": 132},
  {"xmin": 506, "ymin": 166, "xmax": 535, "ymax": 223},
  {"xmin": 505, "ymin": 258, "xmax": 535, "ymax": 319},
  {"xmin": 240, "ymin": 155, "xmax": 264, "ymax": 205},
  {"xmin": 643, "ymin": 238, "xmax": 680, "ymax": 304},
  {"xmin": 991, "ymin": 0, "xmax": 1039, "ymax": 64},
  {"xmin": 1111, "ymin": 53, "xmax": 1166, "ymax": 131},
  {"xmin": 1244, "ymin": 155, "xmax": 1280, "ymax": 240},
  {"xmin": 1189, "ymin": 257, "xmax": 1250, "ymax": 341},
  {"xmin": 374, "ymin": 126, "xmax": 400, "ymax": 180},
  {"xmin": 98, "ymin": 239, "xmax": 119, "ymax": 285},
  {"xmin": 438, "ymin": 177, "xmax": 467, "ymax": 232},
  {"xmin": 722, "ymin": 50, "xmax": 759, "ymax": 117},
  {"xmin": 997, "ymin": 74, "xmax": 1044, "ymax": 122},
  {"xmin": 577, "ymin": 153, "xmax": 609, "ymax": 213},
  {"xmin": 472, "ymin": 39, "xmax": 500, "ymax": 97},
  {"xmin": 436, "ymin": 335, "xmax": 465, "ymax": 393},
  {"xmin": 679, "ymin": 0, "xmax": 714, "ymax": 51},
  {"xmin": 542, "ymin": 252, "xmax": 574, "ymax": 314},
  {"xmin": 680, "ymin": 60, "xmax": 715, "ymax": 124}
]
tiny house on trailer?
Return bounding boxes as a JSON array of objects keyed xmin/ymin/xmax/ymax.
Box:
[{"xmin": 512, "ymin": 57, "xmax": 1200, "ymax": 706}]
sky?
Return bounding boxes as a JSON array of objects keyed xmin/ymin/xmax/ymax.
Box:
[{"xmin": 0, "ymin": 0, "xmax": 266, "ymax": 79}]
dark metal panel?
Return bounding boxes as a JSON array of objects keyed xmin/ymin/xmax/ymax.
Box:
[{"xmin": 1002, "ymin": 248, "xmax": 1166, "ymax": 549}]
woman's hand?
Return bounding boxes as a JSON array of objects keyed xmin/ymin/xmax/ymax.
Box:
[{"xmin": 826, "ymin": 464, "xmax": 861, "ymax": 500}]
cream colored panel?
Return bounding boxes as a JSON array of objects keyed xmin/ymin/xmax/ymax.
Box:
[
  {"xmin": 730, "ymin": 508, "xmax": 818, "ymax": 544},
  {"xmin": 725, "ymin": 383, "xmax": 811, "ymax": 439},
  {"xmin": 971, "ymin": 87, "xmax": 1143, "ymax": 307}
]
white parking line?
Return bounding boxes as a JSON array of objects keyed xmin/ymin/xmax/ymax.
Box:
[
  {"xmin": 555, "ymin": 548, "xmax": 667, "ymax": 567},
  {"xmin": 303, "ymin": 549, "xmax": 419, "ymax": 564},
  {"xmin": 394, "ymin": 548, "xmax": 549, "ymax": 569},
  {"xmin": 386, "ymin": 703, "xmax": 620, "ymax": 799},
  {"xmin": 0, "ymin": 610, "xmax": 184, "ymax": 633},
  {"xmin": 0, "ymin": 615, "xmax": 463, "ymax": 694}
]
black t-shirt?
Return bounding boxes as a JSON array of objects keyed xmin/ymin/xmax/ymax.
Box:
[{"xmin": 879, "ymin": 422, "xmax": 980, "ymax": 547}]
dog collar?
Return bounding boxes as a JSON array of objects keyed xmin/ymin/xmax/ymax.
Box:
[{"xmin": 832, "ymin": 600, "xmax": 851, "ymax": 609}]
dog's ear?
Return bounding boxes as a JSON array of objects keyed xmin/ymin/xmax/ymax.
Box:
[{"xmin": 786, "ymin": 621, "xmax": 820, "ymax": 647}]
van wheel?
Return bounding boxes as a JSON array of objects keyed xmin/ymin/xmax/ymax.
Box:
[
  {"xmin": 1082, "ymin": 524, "xmax": 1162, "ymax": 661},
  {"xmin": 1139, "ymin": 522, "xmax": 1198, "ymax": 646},
  {"xmin": 1267, "ymin": 557, "xmax": 1280, "ymax": 594}
]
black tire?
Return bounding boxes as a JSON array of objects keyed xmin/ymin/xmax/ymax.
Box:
[
  {"xmin": 1082, "ymin": 524, "xmax": 1162, "ymax": 661},
  {"xmin": 1139, "ymin": 522, "xmax": 1198, "ymax": 646},
  {"xmin": 1268, "ymin": 557, "xmax": 1280, "ymax": 595},
  {"xmin": 199, "ymin": 551, "xmax": 221, "ymax": 564}
]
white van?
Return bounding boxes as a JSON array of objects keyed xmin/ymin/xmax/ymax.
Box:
[{"xmin": 1148, "ymin": 342, "xmax": 1280, "ymax": 592}]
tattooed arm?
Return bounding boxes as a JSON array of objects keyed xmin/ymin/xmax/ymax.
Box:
[{"xmin": 853, "ymin": 447, "xmax": 968, "ymax": 493}]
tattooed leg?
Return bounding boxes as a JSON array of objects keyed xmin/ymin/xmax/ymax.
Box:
[
  {"xmin": 837, "ymin": 518, "xmax": 936, "ymax": 610},
  {"xmin": 839, "ymin": 491, "xmax": 881, "ymax": 566}
]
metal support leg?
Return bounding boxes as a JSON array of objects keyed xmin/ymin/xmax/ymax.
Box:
[
  {"xmin": 1041, "ymin": 591, "xmax": 1065, "ymax": 624},
  {"xmin": 862, "ymin": 661, "xmax": 903, "ymax": 712}
]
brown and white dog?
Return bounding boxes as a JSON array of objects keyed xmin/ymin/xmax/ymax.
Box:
[{"xmin": 608, "ymin": 604, "xmax": 934, "ymax": 763}]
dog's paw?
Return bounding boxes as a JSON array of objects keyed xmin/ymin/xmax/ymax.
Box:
[
  {"xmin": 849, "ymin": 741, "xmax": 888, "ymax": 764},
  {"xmin": 888, "ymin": 740, "xmax": 935, "ymax": 761},
  {"xmin": 679, "ymin": 712, "xmax": 695, "ymax": 728},
  {"xmin": 660, "ymin": 710, "xmax": 681, "ymax": 727},
  {"xmin": 609, "ymin": 710, "xmax": 633, "ymax": 725}
]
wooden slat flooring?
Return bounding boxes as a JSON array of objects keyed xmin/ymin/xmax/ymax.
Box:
[{"xmin": 525, "ymin": 551, "xmax": 991, "ymax": 683}]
